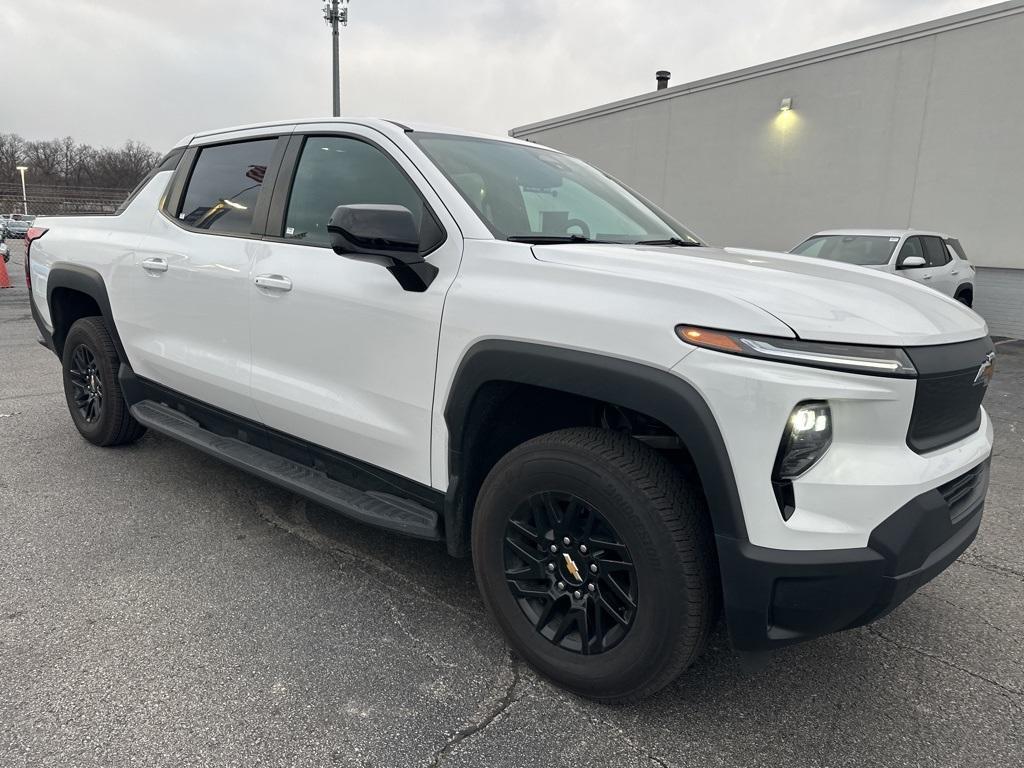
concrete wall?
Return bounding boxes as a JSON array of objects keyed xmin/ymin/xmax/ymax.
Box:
[{"xmin": 512, "ymin": 4, "xmax": 1024, "ymax": 335}]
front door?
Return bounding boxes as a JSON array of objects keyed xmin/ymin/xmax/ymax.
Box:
[
  {"xmin": 895, "ymin": 235, "xmax": 940, "ymax": 292},
  {"xmin": 248, "ymin": 127, "xmax": 463, "ymax": 486}
]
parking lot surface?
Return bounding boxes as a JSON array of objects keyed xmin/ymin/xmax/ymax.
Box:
[{"xmin": 1, "ymin": 240, "xmax": 1021, "ymax": 767}]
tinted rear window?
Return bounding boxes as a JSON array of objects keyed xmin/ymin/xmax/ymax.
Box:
[{"xmin": 178, "ymin": 139, "xmax": 276, "ymax": 234}]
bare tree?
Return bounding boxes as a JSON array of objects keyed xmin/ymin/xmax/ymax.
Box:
[{"xmin": 1, "ymin": 133, "xmax": 160, "ymax": 191}]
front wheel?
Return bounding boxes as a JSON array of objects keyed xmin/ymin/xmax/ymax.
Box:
[
  {"xmin": 61, "ymin": 317, "xmax": 146, "ymax": 447},
  {"xmin": 472, "ymin": 428, "xmax": 718, "ymax": 702}
]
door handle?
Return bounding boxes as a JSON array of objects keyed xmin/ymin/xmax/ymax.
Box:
[
  {"xmin": 951, "ymin": 270, "xmax": 961, "ymax": 276},
  {"xmin": 254, "ymin": 274, "xmax": 293, "ymax": 292},
  {"xmin": 141, "ymin": 257, "xmax": 168, "ymax": 273},
  {"xmin": 921, "ymin": 274, "xmax": 933, "ymax": 280}
]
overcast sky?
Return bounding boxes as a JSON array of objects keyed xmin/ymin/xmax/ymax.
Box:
[{"xmin": 6, "ymin": 0, "xmax": 998, "ymax": 151}]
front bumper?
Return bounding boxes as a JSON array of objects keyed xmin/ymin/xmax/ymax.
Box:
[{"xmin": 719, "ymin": 459, "xmax": 989, "ymax": 651}]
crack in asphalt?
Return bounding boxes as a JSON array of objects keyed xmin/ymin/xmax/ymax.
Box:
[
  {"xmin": 425, "ymin": 658, "xmax": 522, "ymax": 767},
  {"xmin": 955, "ymin": 554, "xmax": 1024, "ymax": 581},
  {"xmin": 865, "ymin": 626, "xmax": 1022, "ymax": 707},
  {"xmin": 921, "ymin": 592, "xmax": 1009, "ymax": 635},
  {"xmin": 553, "ymin": 696, "xmax": 679, "ymax": 768},
  {"xmin": 0, "ymin": 391, "xmax": 61, "ymax": 404},
  {"xmin": 254, "ymin": 496, "xmax": 536, "ymax": 763},
  {"xmin": 253, "ymin": 498, "xmax": 482, "ymax": 622}
]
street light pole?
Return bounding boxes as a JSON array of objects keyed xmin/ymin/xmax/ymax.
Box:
[
  {"xmin": 323, "ymin": 0, "xmax": 349, "ymax": 117},
  {"xmin": 16, "ymin": 166, "xmax": 28, "ymax": 215}
]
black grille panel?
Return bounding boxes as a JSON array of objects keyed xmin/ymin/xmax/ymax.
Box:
[
  {"xmin": 905, "ymin": 338, "xmax": 994, "ymax": 453},
  {"xmin": 938, "ymin": 460, "xmax": 989, "ymax": 525}
]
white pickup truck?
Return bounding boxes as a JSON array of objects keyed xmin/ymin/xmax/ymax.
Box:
[{"xmin": 26, "ymin": 118, "xmax": 994, "ymax": 701}]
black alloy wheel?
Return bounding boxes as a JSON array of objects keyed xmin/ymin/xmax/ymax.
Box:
[
  {"xmin": 504, "ymin": 490, "xmax": 637, "ymax": 655},
  {"xmin": 473, "ymin": 427, "xmax": 718, "ymax": 702},
  {"xmin": 60, "ymin": 316, "xmax": 146, "ymax": 447},
  {"xmin": 68, "ymin": 344, "xmax": 104, "ymax": 423}
]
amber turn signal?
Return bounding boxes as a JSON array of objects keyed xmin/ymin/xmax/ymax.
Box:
[{"xmin": 675, "ymin": 326, "xmax": 744, "ymax": 353}]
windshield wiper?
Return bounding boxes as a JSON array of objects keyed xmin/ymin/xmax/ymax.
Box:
[
  {"xmin": 507, "ymin": 234, "xmax": 607, "ymax": 244},
  {"xmin": 633, "ymin": 237, "xmax": 702, "ymax": 247}
]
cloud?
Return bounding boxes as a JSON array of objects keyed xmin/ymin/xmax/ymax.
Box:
[{"xmin": 7, "ymin": 0, "xmax": 993, "ymax": 149}]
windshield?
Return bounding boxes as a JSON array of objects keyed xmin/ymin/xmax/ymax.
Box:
[
  {"xmin": 411, "ymin": 134, "xmax": 700, "ymax": 245},
  {"xmin": 791, "ymin": 235, "xmax": 899, "ymax": 266}
]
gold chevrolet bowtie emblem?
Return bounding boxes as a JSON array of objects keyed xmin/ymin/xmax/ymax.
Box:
[{"xmin": 562, "ymin": 552, "xmax": 582, "ymax": 582}]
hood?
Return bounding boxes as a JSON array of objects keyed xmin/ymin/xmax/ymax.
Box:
[{"xmin": 532, "ymin": 244, "xmax": 986, "ymax": 347}]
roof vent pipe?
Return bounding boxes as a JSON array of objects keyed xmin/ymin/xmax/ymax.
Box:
[{"xmin": 656, "ymin": 70, "xmax": 671, "ymax": 90}]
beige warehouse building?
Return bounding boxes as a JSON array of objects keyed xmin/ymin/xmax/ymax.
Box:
[{"xmin": 510, "ymin": 1, "xmax": 1024, "ymax": 337}]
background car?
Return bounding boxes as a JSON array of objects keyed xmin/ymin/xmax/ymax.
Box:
[
  {"xmin": 790, "ymin": 229, "xmax": 976, "ymax": 305},
  {"xmin": 3, "ymin": 213, "xmax": 36, "ymax": 238}
]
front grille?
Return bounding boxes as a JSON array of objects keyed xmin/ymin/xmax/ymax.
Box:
[
  {"xmin": 938, "ymin": 460, "xmax": 989, "ymax": 525},
  {"xmin": 905, "ymin": 338, "xmax": 994, "ymax": 453}
]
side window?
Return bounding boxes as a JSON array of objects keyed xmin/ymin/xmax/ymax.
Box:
[
  {"xmin": 178, "ymin": 139, "xmax": 277, "ymax": 235},
  {"xmin": 923, "ymin": 236, "xmax": 951, "ymax": 267},
  {"xmin": 897, "ymin": 236, "xmax": 925, "ymax": 268},
  {"xmin": 284, "ymin": 136, "xmax": 443, "ymax": 250}
]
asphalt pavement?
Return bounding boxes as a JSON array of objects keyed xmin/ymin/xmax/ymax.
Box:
[{"xmin": 1, "ymin": 240, "xmax": 1021, "ymax": 767}]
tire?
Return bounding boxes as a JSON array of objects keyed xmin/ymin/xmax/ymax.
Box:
[
  {"xmin": 472, "ymin": 427, "xmax": 718, "ymax": 702},
  {"xmin": 955, "ymin": 291, "xmax": 973, "ymax": 307},
  {"xmin": 61, "ymin": 316, "xmax": 146, "ymax": 447}
]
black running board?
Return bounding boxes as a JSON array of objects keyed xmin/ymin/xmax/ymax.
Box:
[{"xmin": 130, "ymin": 400, "xmax": 442, "ymax": 541}]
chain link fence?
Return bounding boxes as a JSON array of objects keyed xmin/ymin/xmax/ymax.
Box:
[{"xmin": 0, "ymin": 182, "xmax": 131, "ymax": 217}]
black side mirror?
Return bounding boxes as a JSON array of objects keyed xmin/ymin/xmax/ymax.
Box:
[{"xmin": 327, "ymin": 204, "xmax": 438, "ymax": 292}]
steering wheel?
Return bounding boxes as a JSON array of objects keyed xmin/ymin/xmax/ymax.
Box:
[{"xmin": 566, "ymin": 218, "xmax": 591, "ymax": 239}]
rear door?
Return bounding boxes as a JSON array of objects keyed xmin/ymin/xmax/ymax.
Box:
[
  {"xmin": 120, "ymin": 130, "xmax": 289, "ymax": 420},
  {"xmin": 921, "ymin": 235, "xmax": 957, "ymax": 297},
  {"xmin": 247, "ymin": 125, "xmax": 463, "ymax": 485}
]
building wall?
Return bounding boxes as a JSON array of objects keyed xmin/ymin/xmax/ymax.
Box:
[
  {"xmin": 975, "ymin": 269, "xmax": 1024, "ymax": 338},
  {"xmin": 512, "ymin": 5, "xmax": 1024, "ymax": 335}
]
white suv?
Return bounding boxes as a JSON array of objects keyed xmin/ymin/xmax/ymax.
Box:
[
  {"xmin": 790, "ymin": 229, "xmax": 976, "ymax": 305},
  {"xmin": 25, "ymin": 119, "xmax": 995, "ymax": 702}
]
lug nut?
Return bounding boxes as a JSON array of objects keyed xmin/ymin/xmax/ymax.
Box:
[
  {"xmin": 579, "ymin": 544, "xmax": 588, "ymax": 554},
  {"xmin": 557, "ymin": 581, "xmax": 565, "ymax": 590},
  {"xmin": 562, "ymin": 536, "xmax": 571, "ymax": 546},
  {"xmin": 590, "ymin": 564, "xmax": 598, "ymax": 573},
  {"xmin": 547, "ymin": 563, "xmax": 555, "ymax": 572},
  {"xmin": 550, "ymin": 544, "xmax": 558, "ymax": 553},
  {"xmin": 573, "ymin": 590, "xmax": 582, "ymax": 599},
  {"xmin": 587, "ymin": 583, "xmax": 596, "ymax": 592}
]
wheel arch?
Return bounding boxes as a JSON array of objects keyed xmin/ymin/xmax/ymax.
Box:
[
  {"xmin": 442, "ymin": 340, "xmax": 747, "ymax": 557},
  {"xmin": 46, "ymin": 264, "xmax": 129, "ymax": 362},
  {"xmin": 953, "ymin": 282, "xmax": 974, "ymax": 305}
]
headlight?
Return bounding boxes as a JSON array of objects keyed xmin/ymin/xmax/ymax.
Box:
[
  {"xmin": 675, "ymin": 326, "xmax": 916, "ymax": 378},
  {"xmin": 771, "ymin": 402, "xmax": 833, "ymax": 520},
  {"xmin": 776, "ymin": 402, "xmax": 832, "ymax": 479}
]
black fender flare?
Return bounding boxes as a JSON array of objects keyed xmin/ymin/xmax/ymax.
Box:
[
  {"xmin": 442, "ymin": 340, "xmax": 748, "ymax": 552},
  {"xmin": 45, "ymin": 263, "xmax": 130, "ymax": 363},
  {"xmin": 953, "ymin": 281, "xmax": 974, "ymax": 298}
]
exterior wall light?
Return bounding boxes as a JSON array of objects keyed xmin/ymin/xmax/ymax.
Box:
[{"xmin": 779, "ymin": 97, "xmax": 793, "ymax": 112}]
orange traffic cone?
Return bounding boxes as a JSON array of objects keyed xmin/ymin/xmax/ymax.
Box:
[{"xmin": 0, "ymin": 255, "xmax": 12, "ymax": 289}]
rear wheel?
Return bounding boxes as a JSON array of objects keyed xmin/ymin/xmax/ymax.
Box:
[
  {"xmin": 955, "ymin": 289, "xmax": 973, "ymax": 307},
  {"xmin": 472, "ymin": 427, "xmax": 718, "ymax": 702},
  {"xmin": 61, "ymin": 317, "xmax": 146, "ymax": 446}
]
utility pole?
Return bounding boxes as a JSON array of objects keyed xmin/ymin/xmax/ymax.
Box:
[
  {"xmin": 323, "ymin": 0, "xmax": 350, "ymax": 116},
  {"xmin": 16, "ymin": 166, "xmax": 28, "ymax": 215}
]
